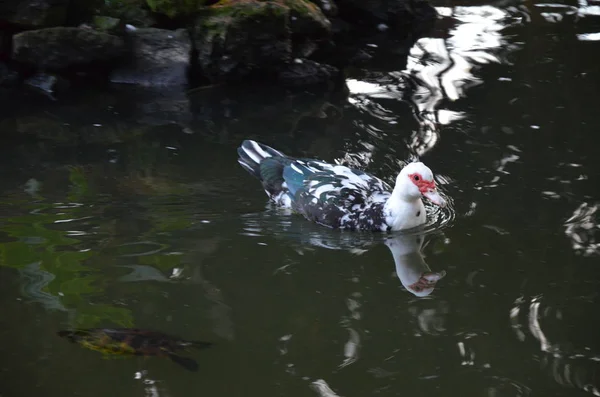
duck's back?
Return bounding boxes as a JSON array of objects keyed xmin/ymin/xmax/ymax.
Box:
[{"xmin": 284, "ymin": 160, "xmax": 393, "ymax": 231}]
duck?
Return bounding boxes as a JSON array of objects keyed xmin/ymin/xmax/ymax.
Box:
[{"xmin": 237, "ymin": 140, "xmax": 447, "ymax": 232}]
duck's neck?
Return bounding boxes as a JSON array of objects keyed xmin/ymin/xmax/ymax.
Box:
[{"xmin": 383, "ymin": 188, "xmax": 426, "ymax": 231}]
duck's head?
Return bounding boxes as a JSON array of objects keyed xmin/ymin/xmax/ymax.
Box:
[{"xmin": 395, "ymin": 162, "xmax": 446, "ymax": 207}]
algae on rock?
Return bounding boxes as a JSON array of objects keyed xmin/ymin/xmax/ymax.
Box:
[
  {"xmin": 193, "ymin": 1, "xmax": 292, "ymax": 80},
  {"xmin": 146, "ymin": 0, "xmax": 214, "ymax": 18},
  {"xmin": 192, "ymin": 0, "xmax": 331, "ymax": 82}
]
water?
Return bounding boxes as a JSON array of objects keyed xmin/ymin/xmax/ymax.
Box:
[{"xmin": 1, "ymin": 0, "xmax": 600, "ymax": 396}]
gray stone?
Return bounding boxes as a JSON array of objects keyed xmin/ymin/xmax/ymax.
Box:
[
  {"xmin": 96, "ymin": 0, "xmax": 155, "ymax": 28},
  {"xmin": 110, "ymin": 28, "xmax": 191, "ymax": 87},
  {"xmin": 310, "ymin": 0, "xmax": 338, "ymax": 16},
  {"xmin": 0, "ymin": 0, "xmax": 69, "ymax": 28},
  {"xmin": 12, "ymin": 27, "xmax": 125, "ymax": 70}
]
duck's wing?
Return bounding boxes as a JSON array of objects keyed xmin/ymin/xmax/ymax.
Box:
[{"xmin": 283, "ymin": 160, "xmax": 391, "ymax": 227}]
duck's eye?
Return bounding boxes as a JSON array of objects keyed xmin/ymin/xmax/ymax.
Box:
[{"xmin": 413, "ymin": 175, "xmax": 420, "ymax": 181}]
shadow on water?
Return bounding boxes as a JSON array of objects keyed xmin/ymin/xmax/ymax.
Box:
[{"xmin": 1, "ymin": 0, "xmax": 600, "ymax": 396}]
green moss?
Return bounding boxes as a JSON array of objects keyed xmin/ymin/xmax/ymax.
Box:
[
  {"xmin": 146, "ymin": 0, "xmax": 212, "ymax": 18},
  {"xmin": 92, "ymin": 16, "xmax": 124, "ymax": 33},
  {"xmin": 197, "ymin": 0, "xmax": 289, "ymax": 41},
  {"xmin": 202, "ymin": 0, "xmax": 329, "ymax": 37}
]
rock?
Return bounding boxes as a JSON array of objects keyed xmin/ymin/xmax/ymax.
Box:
[
  {"xmin": 280, "ymin": 0, "xmax": 331, "ymax": 37},
  {"xmin": 192, "ymin": 0, "xmax": 331, "ymax": 82},
  {"xmin": 193, "ymin": 1, "xmax": 292, "ymax": 81},
  {"xmin": 0, "ymin": 0, "xmax": 69, "ymax": 28},
  {"xmin": 309, "ymin": 0, "xmax": 338, "ymax": 16},
  {"xmin": 24, "ymin": 72, "xmax": 70, "ymax": 100},
  {"xmin": 145, "ymin": 0, "xmax": 213, "ymax": 18},
  {"xmin": 277, "ymin": 58, "xmax": 339, "ymax": 86},
  {"xmin": 12, "ymin": 27, "xmax": 125, "ymax": 70},
  {"xmin": 110, "ymin": 28, "xmax": 191, "ymax": 87},
  {"xmin": 92, "ymin": 16, "xmax": 125, "ymax": 34},
  {"xmin": 97, "ymin": 0, "xmax": 155, "ymax": 28},
  {"xmin": 0, "ymin": 62, "xmax": 20, "ymax": 87}
]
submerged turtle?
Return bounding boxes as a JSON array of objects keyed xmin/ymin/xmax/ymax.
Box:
[{"xmin": 57, "ymin": 328, "xmax": 213, "ymax": 371}]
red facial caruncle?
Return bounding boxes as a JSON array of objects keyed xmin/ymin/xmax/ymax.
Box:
[{"xmin": 408, "ymin": 172, "xmax": 436, "ymax": 193}]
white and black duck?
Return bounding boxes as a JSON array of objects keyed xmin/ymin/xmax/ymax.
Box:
[{"xmin": 237, "ymin": 140, "xmax": 447, "ymax": 232}]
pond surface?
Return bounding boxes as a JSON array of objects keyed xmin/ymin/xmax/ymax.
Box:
[{"xmin": 1, "ymin": 1, "xmax": 600, "ymax": 396}]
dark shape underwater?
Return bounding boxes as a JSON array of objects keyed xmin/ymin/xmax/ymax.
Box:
[{"xmin": 57, "ymin": 328, "xmax": 213, "ymax": 371}]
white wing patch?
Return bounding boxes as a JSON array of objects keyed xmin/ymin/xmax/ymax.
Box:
[
  {"xmin": 290, "ymin": 163, "xmax": 304, "ymax": 174},
  {"xmin": 244, "ymin": 147, "xmax": 263, "ymax": 163},
  {"xmin": 313, "ymin": 183, "xmax": 336, "ymax": 198},
  {"xmin": 300, "ymin": 162, "xmax": 390, "ymax": 208},
  {"xmin": 249, "ymin": 140, "xmax": 272, "ymax": 159}
]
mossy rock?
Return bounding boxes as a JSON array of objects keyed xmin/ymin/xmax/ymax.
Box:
[
  {"xmin": 278, "ymin": 0, "xmax": 330, "ymax": 36},
  {"xmin": 92, "ymin": 16, "xmax": 125, "ymax": 33},
  {"xmin": 99, "ymin": 0, "xmax": 156, "ymax": 27},
  {"xmin": 12, "ymin": 27, "xmax": 126, "ymax": 70},
  {"xmin": 192, "ymin": 0, "xmax": 331, "ymax": 81},
  {"xmin": 207, "ymin": 0, "xmax": 330, "ymax": 35},
  {"xmin": 145, "ymin": 0, "xmax": 215, "ymax": 18},
  {"xmin": 193, "ymin": 1, "xmax": 293, "ymax": 80}
]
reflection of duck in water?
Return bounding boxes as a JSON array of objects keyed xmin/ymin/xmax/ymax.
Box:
[{"xmin": 385, "ymin": 234, "xmax": 446, "ymax": 297}]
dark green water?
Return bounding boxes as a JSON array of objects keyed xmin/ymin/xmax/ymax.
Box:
[{"xmin": 1, "ymin": 1, "xmax": 600, "ymax": 396}]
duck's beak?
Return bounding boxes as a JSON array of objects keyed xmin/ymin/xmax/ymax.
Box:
[{"xmin": 423, "ymin": 189, "xmax": 447, "ymax": 207}]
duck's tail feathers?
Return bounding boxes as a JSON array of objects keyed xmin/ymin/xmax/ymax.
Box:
[{"xmin": 237, "ymin": 140, "xmax": 286, "ymax": 180}]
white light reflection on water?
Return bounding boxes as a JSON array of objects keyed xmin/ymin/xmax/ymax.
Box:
[
  {"xmin": 311, "ymin": 379, "xmax": 344, "ymax": 397},
  {"xmin": 564, "ymin": 202, "xmax": 599, "ymax": 257},
  {"xmin": 347, "ymin": 4, "xmax": 524, "ymax": 157},
  {"xmin": 577, "ymin": 32, "xmax": 600, "ymax": 41},
  {"xmin": 534, "ymin": 0, "xmax": 600, "ymax": 40},
  {"xmin": 510, "ymin": 295, "xmax": 600, "ymax": 396}
]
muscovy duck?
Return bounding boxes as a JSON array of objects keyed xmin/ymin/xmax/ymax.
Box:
[{"xmin": 237, "ymin": 140, "xmax": 447, "ymax": 232}]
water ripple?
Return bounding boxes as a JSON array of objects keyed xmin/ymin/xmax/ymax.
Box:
[
  {"xmin": 510, "ymin": 295, "xmax": 600, "ymax": 396},
  {"xmin": 347, "ymin": 4, "xmax": 524, "ymax": 158},
  {"xmin": 239, "ymin": 196, "xmax": 455, "ymax": 254},
  {"xmin": 564, "ymin": 202, "xmax": 599, "ymax": 257}
]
